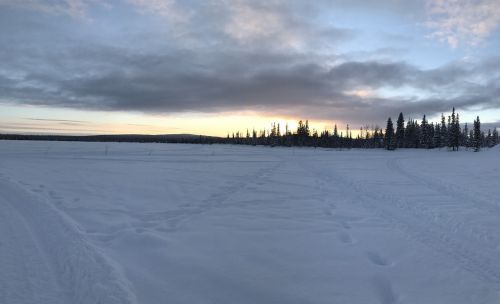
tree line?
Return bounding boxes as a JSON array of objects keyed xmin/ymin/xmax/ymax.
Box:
[
  {"xmin": 1, "ymin": 108, "xmax": 497, "ymax": 151},
  {"xmin": 225, "ymin": 108, "xmax": 498, "ymax": 152}
]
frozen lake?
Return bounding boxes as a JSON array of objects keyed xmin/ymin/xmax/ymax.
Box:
[{"xmin": 1, "ymin": 140, "xmax": 499, "ymax": 304}]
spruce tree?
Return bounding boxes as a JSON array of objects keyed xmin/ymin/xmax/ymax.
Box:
[
  {"xmin": 446, "ymin": 116, "xmax": 453, "ymax": 149},
  {"xmin": 463, "ymin": 123, "xmax": 469, "ymax": 148},
  {"xmin": 346, "ymin": 124, "xmax": 351, "ymax": 149},
  {"xmin": 406, "ymin": 120, "xmax": 416, "ymax": 148},
  {"xmin": 433, "ymin": 123, "xmax": 441, "ymax": 148},
  {"xmin": 473, "ymin": 116, "xmax": 481, "ymax": 152},
  {"xmin": 421, "ymin": 115, "xmax": 430, "ymax": 148},
  {"xmin": 414, "ymin": 120, "xmax": 421, "ymax": 148},
  {"xmin": 395, "ymin": 112, "xmax": 405, "ymax": 148},
  {"xmin": 429, "ymin": 123, "xmax": 436, "ymax": 148},
  {"xmin": 440, "ymin": 113, "xmax": 447, "ymax": 148},
  {"xmin": 312, "ymin": 129, "xmax": 319, "ymax": 147},
  {"xmin": 446, "ymin": 108, "xmax": 461, "ymax": 151},
  {"xmin": 486, "ymin": 129, "xmax": 493, "ymax": 147},
  {"xmin": 384, "ymin": 117, "xmax": 396, "ymax": 150},
  {"xmin": 453, "ymin": 112, "xmax": 461, "ymax": 150}
]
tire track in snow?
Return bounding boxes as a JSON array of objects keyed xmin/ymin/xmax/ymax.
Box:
[{"xmin": 0, "ymin": 177, "xmax": 137, "ymax": 304}]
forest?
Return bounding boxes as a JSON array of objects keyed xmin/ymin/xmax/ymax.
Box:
[{"xmin": 226, "ymin": 108, "xmax": 498, "ymax": 151}]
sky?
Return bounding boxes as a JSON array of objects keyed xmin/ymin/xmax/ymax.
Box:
[{"xmin": 1, "ymin": 0, "xmax": 500, "ymax": 136}]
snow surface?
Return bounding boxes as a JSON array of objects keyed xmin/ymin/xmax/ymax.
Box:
[{"xmin": 1, "ymin": 140, "xmax": 499, "ymax": 304}]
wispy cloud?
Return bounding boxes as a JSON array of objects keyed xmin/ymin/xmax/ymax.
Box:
[
  {"xmin": 0, "ymin": 0, "xmax": 105, "ymax": 18},
  {"xmin": 224, "ymin": 1, "xmax": 290, "ymax": 45},
  {"xmin": 225, "ymin": 1, "xmax": 353, "ymax": 51},
  {"xmin": 426, "ymin": 0, "xmax": 500, "ymax": 48},
  {"xmin": 25, "ymin": 118, "xmax": 88, "ymax": 126},
  {"xmin": 129, "ymin": 0, "xmax": 191, "ymax": 24}
]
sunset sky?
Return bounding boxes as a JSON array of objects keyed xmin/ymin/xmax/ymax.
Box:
[{"xmin": 1, "ymin": 0, "xmax": 500, "ymax": 136}]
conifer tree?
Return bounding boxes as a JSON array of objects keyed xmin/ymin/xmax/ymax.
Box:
[
  {"xmin": 297, "ymin": 120, "xmax": 305, "ymax": 146},
  {"xmin": 414, "ymin": 120, "xmax": 422, "ymax": 149},
  {"xmin": 346, "ymin": 124, "xmax": 352, "ymax": 149},
  {"xmin": 429, "ymin": 123, "xmax": 436, "ymax": 148},
  {"xmin": 384, "ymin": 117, "xmax": 396, "ymax": 150},
  {"xmin": 446, "ymin": 115, "xmax": 453, "ymax": 149},
  {"xmin": 421, "ymin": 115, "xmax": 431, "ymax": 148},
  {"xmin": 312, "ymin": 129, "xmax": 319, "ymax": 147},
  {"xmin": 473, "ymin": 116, "xmax": 481, "ymax": 152},
  {"xmin": 372, "ymin": 126, "xmax": 382, "ymax": 148},
  {"xmin": 404, "ymin": 120, "xmax": 415, "ymax": 148},
  {"xmin": 452, "ymin": 111, "xmax": 461, "ymax": 150},
  {"xmin": 433, "ymin": 123, "xmax": 441, "ymax": 148},
  {"xmin": 440, "ymin": 113, "xmax": 447, "ymax": 148},
  {"xmin": 395, "ymin": 112, "xmax": 405, "ymax": 148},
  {"xmin": 463, "ymin": 123, "xmax": 469, "ymax": 148}
]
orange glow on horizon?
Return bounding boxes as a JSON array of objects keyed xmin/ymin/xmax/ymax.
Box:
[{"xmin": 0, "ymin": 105, "xmax": 357, "ymax": 137}]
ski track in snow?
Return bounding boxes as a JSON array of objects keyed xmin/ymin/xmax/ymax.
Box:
[
  {"xmin": 1, "ymin": 141, "xmax": 500, "ymax": 304},
  {"xmin": 0, "ymin": 189, "xmax": 67, "ymax": 304},
  {"xmin": 0, "ymin": 177, "xmax": 137, "ymax": 304}
]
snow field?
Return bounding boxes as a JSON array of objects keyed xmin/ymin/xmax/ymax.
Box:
[{"xmin": 0, "ymin": 140, "xmax": 499, "ymax": 304}]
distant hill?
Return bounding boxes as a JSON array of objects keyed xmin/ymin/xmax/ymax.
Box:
[{"xmin": 0, "ymin": 133, "xmax": 223, "ymax": 144}]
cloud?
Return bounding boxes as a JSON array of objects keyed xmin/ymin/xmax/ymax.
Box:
[
  {"xmin": 123, "ymin": 0, "xmax": 355, "ymax": 51},
  {"xmin": 426, "ymin": 0, "xmax": 500, "ymax": 48},
  {"xmin": 129, "ymin": 0, "xmax": 191, "ymax": 24},
  {"xmin": 221, "ymin": 1, "xmax": 353, "ymax": 50},
  {"xmin": 26, "ymin": 118, "xmax": 88, "ymax": 124},
  {"xmin": 1, "ymin": 0, "xmax": 499, "ymax": 127},
  {"xmin": 0, "ymin": 0, "xmax": 105, "ymax": 18},
  {"xmin": 223, "ymin": 1, "xmax": 292, "ymax": 45},
  {"xmin": 1, "ymin": 38, "xmax": 499, "ymax": 125}
]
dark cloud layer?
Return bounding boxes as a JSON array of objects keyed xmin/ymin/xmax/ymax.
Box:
[{"xmin": 0, "ymin": 1, "xmax": 499, "ymax": 126}]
